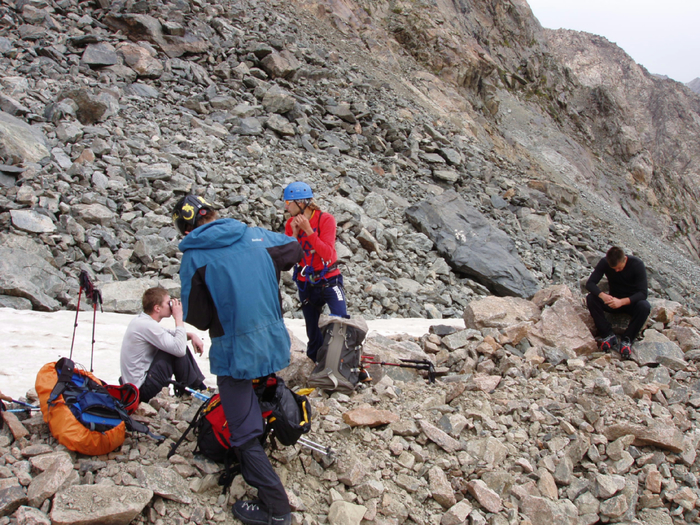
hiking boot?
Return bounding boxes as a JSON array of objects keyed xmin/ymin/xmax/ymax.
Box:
[
  {"xmin": 232, "ymin": 501, "xmax": 290, "ymax": 525},
  {"xmin": 270, "ymin": 514, "xmax": 292, "ymax": 525},
  {"xmin": 620, "ymin": 337, "xmax": 632, "ymax": 360},
  {"xmin": 232, "ymin": 501, "xmax": 267, "ymax": 525},
  {"xmin": 600, "ymin": 333, "xmax": 618, "ymax": 353},
  {"xmin": 173, "ymin": 383, "xmax": 186, "ymax": 397},
  {"xmin": 193, "ymin": 382, "xmax": 216, "ymax": 394}
]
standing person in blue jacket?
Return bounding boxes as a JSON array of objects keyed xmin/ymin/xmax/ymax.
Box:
[
  {"xmin": 586, "ymin": 246, "xmax": 651, "ymax": 360},
  {"xmin": 173, "ymin": 195, "xmax": 303, "ymax": 525}
]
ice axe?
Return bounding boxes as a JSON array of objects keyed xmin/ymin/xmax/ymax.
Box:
[
  {"xmin": 0, "ymin": 392, "xmax": 40, "ymax": 412},
  {"xmin": 361, "ymin": 356, "xmax": 436, "ymax": 383}
]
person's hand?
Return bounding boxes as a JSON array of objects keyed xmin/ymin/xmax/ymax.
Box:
[
  {"xmin": 188, "ymin": 333, "xmax": 204, "ymax": 355},
  {"xmin": 607, "ymin": 297, "xmax": 626, "ymax": 309},
  {"xmin": 292, "ymin": 214, "xmax": 313, "ymax": 235},
  {"xmin": 599, "ymin": 292, "xmax": 614, "ymax": 306},
  {"xmin": 170, "ymin": 298, "xmax": 184, "ymax": 325}
]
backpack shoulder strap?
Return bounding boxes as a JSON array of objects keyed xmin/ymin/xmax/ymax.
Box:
[
  {"xmin": 49, "ymin": 357, "xmax": 76, "ymax": 403},
  {"xmin": 167, "ymin": 397, "xmax": 211, "ymax": 458}
]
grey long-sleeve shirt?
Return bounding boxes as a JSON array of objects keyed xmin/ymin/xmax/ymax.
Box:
[{"xmin": 120, "ymin": 312, "xmax": 187, "ymax": 388}]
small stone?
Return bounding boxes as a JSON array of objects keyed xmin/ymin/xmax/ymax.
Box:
[
  {"xmin": 429, "ymin": 466, "xmax": 456, "ymax": 508},
  {"xmin": 441, "ymin": 500, "xmax": 473, "ymax": 525},
  {"xmin": 466, "ymin": 480, "xmax": 502, "ymax": 513},
  {"xmin": 593, "ymin": 474, "xmax": 626, "ymax": 499},
  {"xmin": 537, "ymin": 469, "xmax": 558, "ymax": 500},
  {"xmin": 342, "ymin": 404, "xmax": 399, "ymax": 427},
  {"xmin": 645, "ymin": 468, "xmax": 662, "ymax": 493}
]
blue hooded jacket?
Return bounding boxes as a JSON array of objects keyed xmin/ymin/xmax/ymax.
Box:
[{"xmin": 179, "ymin": 218, "xmax": 303, "ymax": 379}]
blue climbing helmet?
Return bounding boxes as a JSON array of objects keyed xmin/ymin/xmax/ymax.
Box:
[
  {"xmin": 172, "ymin": 195, "xmax": 213, "ymax": 235},
  {"xmin": 283, "ymin": 181, "xmax": 313, "ymax": 201}
]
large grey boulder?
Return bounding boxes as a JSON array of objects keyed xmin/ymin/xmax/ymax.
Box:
[
  {"xmin": 406, "ymin": 191, "xmax": 539, "ymax": 298},
  {"xmin": 0, "ymin": 110, "xmax": 49, "ymax": 163},
  {"xmin": 50, "ymin": 485, "xmax": 153, "ymax": 525},
  {"xmin": 0, "ymin": 235, "xmax": 67, "ymax": 311},
  {"xmin": 101, "ymin": 278, "xmax": 157, "ymax": 313},
  {"xmin": 9, "ymin": 210, "xmax": 56, "ymax": 234}
]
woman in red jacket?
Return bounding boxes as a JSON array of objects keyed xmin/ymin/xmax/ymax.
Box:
[{"xmin": 284, "ymin": 182, "xmax": 347, "ymax": 362}]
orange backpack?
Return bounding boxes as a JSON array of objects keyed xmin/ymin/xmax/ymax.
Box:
[{"xmin": 36, "ymin": 358, "xmax": 154, "ymax": 456}]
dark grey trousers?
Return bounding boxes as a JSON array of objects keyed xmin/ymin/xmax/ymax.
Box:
[
  {"xmin": 217, "ymin": 376, "xmax": 290, "ymax": 516},
  {"xmin": 139, "ymin": 348, "xmax": 205, "ymax": 403}
]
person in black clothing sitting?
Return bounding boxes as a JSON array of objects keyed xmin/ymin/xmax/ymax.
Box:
[{"xmin": 586, "ymin": 246, "xmax": 651, "ymax": 359}]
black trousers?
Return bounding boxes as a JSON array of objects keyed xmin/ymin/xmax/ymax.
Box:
[
  {"xmin": 298, "ymin": 274, "xmax": 347, "ymax": 362},
  {"xmin": 218, "ymin": 376, "xmax": 290, "ymax": 516},
  {"xmin": 586, "ymin": 293, "xmax": 651, "ymax": 341},
  {"xmin": 139, "ymin": 348, "xmax": 205, "ymax": 403}
]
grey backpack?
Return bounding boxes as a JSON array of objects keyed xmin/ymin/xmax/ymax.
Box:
[{"xmin": 307, "ymin": 316, "xmax": 368, "ymax": 394}]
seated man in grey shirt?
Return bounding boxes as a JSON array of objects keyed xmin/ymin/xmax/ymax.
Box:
[{"xmin": 120, "ymin": 287, "xmax": 207, "ymax": 403}]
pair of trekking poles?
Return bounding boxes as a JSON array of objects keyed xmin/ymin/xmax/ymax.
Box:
[
  {"xmin": 69, "ymin": 270, "xmax": 103, "ymax": 373},
  {"xmin": 2, "ymin": 272, "xmax": 101, "ymax": 414},
  {"xmin": 361, "ymin": 356, "xmax": 437, "ymax": 383}
]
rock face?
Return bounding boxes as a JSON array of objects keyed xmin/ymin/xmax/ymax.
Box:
[
  {"xmin": 406, "ymin": 191, "xmax": 540, "ymax": 298},
  {"xmin": 0, "ymin": 235, "xmax": 67, "ymax": 311},
  {"xmin": 546, "ymin": 30, "xmax": 700, "ymax": 260},
  {"xmin": 0, "ymin": 0, "xmax": 698, "ymax": 318},
  {"xmin": 687, "ymin": 78, "xmax": 700, "ymax": 95}
]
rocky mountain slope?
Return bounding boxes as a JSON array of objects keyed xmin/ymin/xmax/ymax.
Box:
[
  {"xmin": 2, "ymin": 1, "xmax": 700, "ymax": 524},
  {"xmin": 1, "ymin": 0, "xmax": 699, "ymax": 319},
  {"xmin": 688, "ymin": 78, "xmax": 700, "ymax": 95}
]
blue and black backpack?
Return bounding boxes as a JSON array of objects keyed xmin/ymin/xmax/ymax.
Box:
[{"xmin": 36, "ymin": 357, "xmax": 161, "ymax": 455}]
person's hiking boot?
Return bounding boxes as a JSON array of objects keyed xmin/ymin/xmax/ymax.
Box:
[
  {"xmin": 172, "ymin": 383, "xmax": 186, "ymax": 397},
  {"xmin": 600, "ymin": 333, "xmax": 619, "ymax": 353},
  {"xmin": 192, "ymin": 382, "xmax": 216, "ymax": 394},
  {"xmin": 232, "ymin": 501, "xmax": 267, "ymax": 525},
  {"xmin": 620, "ymin": 337, "xmax": 632, "ymax": 360},
  {"xmin": 232, "ymin": 501, "xmax": 290, "ymax": 525},
  {"xmin": 270, "ymin": 514, "xmax": 292, "ymax": 525}
]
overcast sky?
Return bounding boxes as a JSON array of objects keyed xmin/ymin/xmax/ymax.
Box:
[{"xmin": 527, "ymin": 0, "xmax": 700, "ymax": 84}]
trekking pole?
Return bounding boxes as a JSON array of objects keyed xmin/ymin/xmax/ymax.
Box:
[
  {"xmin": 78, "ymin": 271, "xmax": 103, "ymax": 372},
  {"xmin": 69, "ymin": 283, "xmax": 84, "ymax": 360},
  {"xmin": 298, "ymin": 436, "xmax": 333, "ymax": 457},
  {"xmin": 90, "ymin": 300, "xmax": 97, "ymax": 372},
  {"xmin": 167, "ymin": 397, "xmax": 210, "ymax": 459},
  {"xmin": 361, "ymin": 356, "xmax": 436, "ymax": 383}
]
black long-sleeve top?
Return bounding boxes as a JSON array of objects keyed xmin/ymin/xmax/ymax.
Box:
[{"xmin": 586, "ymin": 255, "xmax": 648, "ymax": 305}]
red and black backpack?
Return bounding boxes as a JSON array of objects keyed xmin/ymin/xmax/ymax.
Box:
[{"xmin": 168, "ymin": 375, "xmax": 311, "ymax": 488}]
